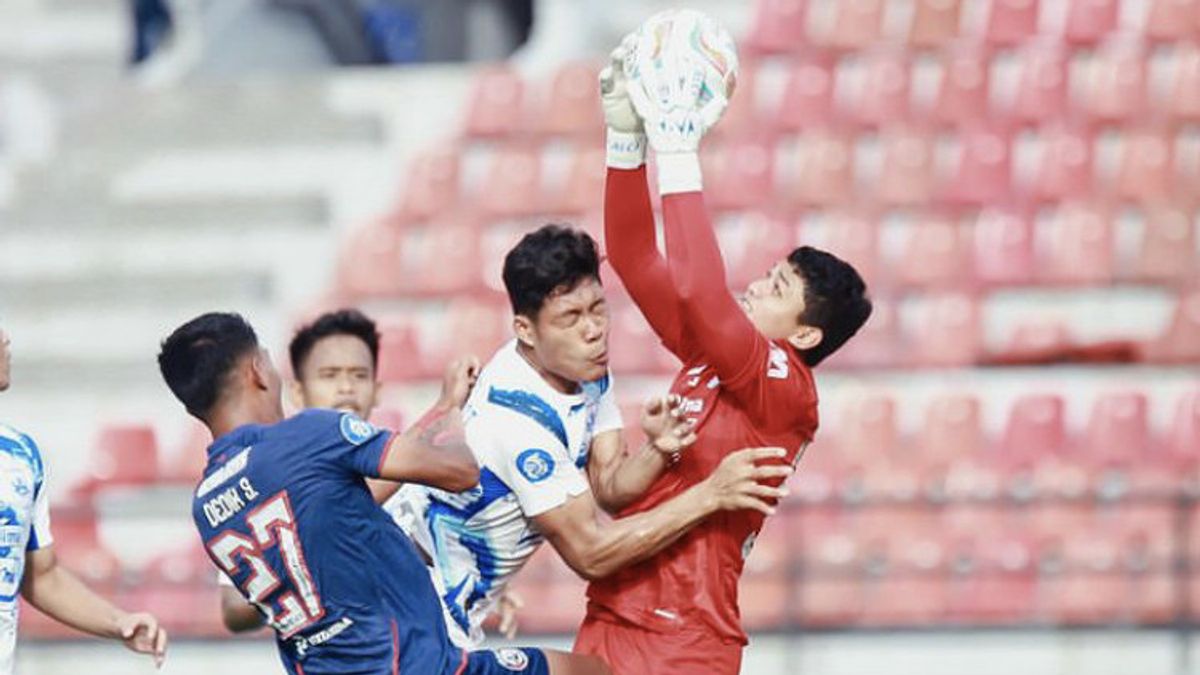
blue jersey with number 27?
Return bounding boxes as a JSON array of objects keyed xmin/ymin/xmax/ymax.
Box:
[{"xmin": 192, "ymin": 409, "xmax": 465, "ymax": 675}]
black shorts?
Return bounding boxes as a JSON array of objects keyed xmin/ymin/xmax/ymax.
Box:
[{"xmin": 462, "ymin": 647, "xmax": 549, "ymax": 675}]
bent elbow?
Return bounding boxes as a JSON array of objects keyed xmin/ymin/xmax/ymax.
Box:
[{"xmin": 446, "ymin": 462, "xmax": 480, "ymax": 492}]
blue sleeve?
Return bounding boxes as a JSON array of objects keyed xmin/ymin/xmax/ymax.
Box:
[{"xmin": 294, "ymin": 410, "xmax": 396, "ymax": 479}]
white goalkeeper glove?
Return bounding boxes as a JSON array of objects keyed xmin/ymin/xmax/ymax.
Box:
[
  {"xmin": 600, "ymin": 34, "xmax": 646, "ymax": 169},
  {"xmin": 624, "ymin": 39, "xmax": 730, "ymax": 194}
]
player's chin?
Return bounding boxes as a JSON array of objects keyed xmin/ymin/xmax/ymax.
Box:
[{"xmin": 576, "ymin": 359, "xmax": 609, "ymax": 383}]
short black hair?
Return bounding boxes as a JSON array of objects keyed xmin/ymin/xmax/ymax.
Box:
[
  {"xmin": 158, "ymin": 312, "xmax": 260, "ymax": 420},
  {"xmin": 502, "ymin": 224, "xmax": 601, "ymax": 318},
  {"xmin": 289, "ymin": 308, "xmax": 380, "ymax": 379},
  {"xmin": 788, "ymin": 246, "xmax": 872, "ymax": 367}
]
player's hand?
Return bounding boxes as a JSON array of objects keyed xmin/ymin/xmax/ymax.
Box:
[
  {"xmin": 600, "ymin": 34, "xmax": 643, "ymax": 135},
  {"xmin": 497, "ymin": 588, "xmax": 524, "ymax": 639},
  {"xmin": 641, "ymin": 394, "xmax": 697, "ymax": 457},
  {"xmin": 701, "ymin": 447, "xmax": 792, "ymax": 516},
  {"xmin": 438, "ymin": 356, "xmax": 481, "ymax": 410},
  {"xmin": 118, "ymin": 612, "xmax": 167, "ymax": 669}
]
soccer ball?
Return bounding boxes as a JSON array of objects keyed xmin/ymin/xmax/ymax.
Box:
[{"xmin": 626, "ymin": 9, "xmax": 739, "ymax": 114}]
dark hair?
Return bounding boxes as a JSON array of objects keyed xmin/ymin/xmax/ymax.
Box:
[
  {"xmin": 158, "ymin": 312, "xmax": 260, "ymax": 420},
  {"xmin": 788, "ymin": 246, "xmax": 872, "ymax": 367},
  {"xmin": 502, "ymin": 224, "xmax": 601, "ymax": 318},
  {"xmin": 289, "ymin": 309, "xmax": 380, "ymax": 379}
]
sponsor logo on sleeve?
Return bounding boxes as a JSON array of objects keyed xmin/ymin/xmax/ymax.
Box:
[
  {"xmin": 493, "ymin": 648, "xmax": 531, "ymax": 671},
  {"xmin": 339, "ymin": 414, "xmax": 377, "ymax": 446},
  {"xmin": 515, "ymin": 449, "xmax": 554, "ymax": 484}
]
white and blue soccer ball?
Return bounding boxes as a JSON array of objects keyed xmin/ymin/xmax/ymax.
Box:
[{"xmin": 626, "ymin": 8, "xmax": 740, "ymax": 113}]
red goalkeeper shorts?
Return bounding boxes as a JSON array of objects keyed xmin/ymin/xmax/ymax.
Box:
[{"xmin": 573, "ymin": 606, "xmax": 743, "ymax": 675}]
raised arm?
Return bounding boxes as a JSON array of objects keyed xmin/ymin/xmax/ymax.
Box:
[
  {"xmin": 662, "ymin": 191, "xmax": 766, "ymax": 386},
  {"xmin": 537, "ymin": 446, "xmax": 790, "ymax": 580},
  {"xmin": 377, "ymin": 356, "xmax": 481, "ymax": 493}
]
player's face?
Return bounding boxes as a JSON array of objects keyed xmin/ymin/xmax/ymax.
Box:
[
  {"xmin": 0, "ymin": 329, "xmax": 10, "ymax": 392},
  {"xmin": 293, "ymin": 334, "xmax": 379, "ymax": 419},
  {"xmin": 525, "ymin": 277, "xmax": 610, "ymax": 390},
  {"xmin": 741, "ymin": 261, "xmax": 810, "ymax": 341}
]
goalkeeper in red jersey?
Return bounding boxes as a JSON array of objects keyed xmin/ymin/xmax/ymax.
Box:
[{"xmin": 572, "ymin": 36, "xmax": 873, "ymax": 675}]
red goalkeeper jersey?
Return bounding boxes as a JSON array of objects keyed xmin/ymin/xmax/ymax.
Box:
[{"xmin": 586, "ymin": 167, "xmax": 819, "ymax": 645}]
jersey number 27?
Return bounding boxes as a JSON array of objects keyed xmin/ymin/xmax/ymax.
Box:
[{"xmin": 207, "ymin": 491, "xmax": 325, "ymax": 637}]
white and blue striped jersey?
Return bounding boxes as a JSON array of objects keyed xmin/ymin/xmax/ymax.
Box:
[
  {"xmin": 386, "ymin": 339, "xmax": 622, "ymax": 648},
  {"xmin": 0, "ymin": 424, "xmax": 53, "ymax": 675}
]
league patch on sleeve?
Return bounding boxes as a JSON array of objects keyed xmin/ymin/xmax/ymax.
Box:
[
  {"xmin": 493, "ymin": 648, "xmax": 531, "ymax": 671},
  {"xmin": 339, "ymin": 414, "xmax": 378, "ymax": 446},
  {"xmin": 515, "ymin": 449, "xmax": 555, "ymax": 483}
]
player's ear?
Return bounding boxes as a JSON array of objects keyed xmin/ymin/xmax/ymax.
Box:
[
  {"xmin": 787, "ymin": 325, "xmax": 822, "ymax": 352},
  {"xmin": 249, "ymin": 350, "xmax": 272, "ymax": 392},
  {"xmin": 513, "ymin": 314, "xmax": 536, "ymax": 348}
]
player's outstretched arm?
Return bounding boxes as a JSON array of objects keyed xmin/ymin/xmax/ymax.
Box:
[
  {"xmin": 21, "ymin": 546, "xmax": 168, "ymax": 668},
  {"xmin": 536, "ymin": 447, "xmax": 790, "ymax": 580},
  {"xmin": 377, "ymin": 356, "xmax": 481, "ymax": 493},
  {"xmin": 587, "ymin": 395, "xmax": 696, "ymax": 513},
  {"xmin": 600, "ymin": 43, "xmax": 690, "ymax": 357}
]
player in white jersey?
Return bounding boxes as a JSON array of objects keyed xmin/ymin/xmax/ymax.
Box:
[
  {"xmin": 387, "ymin": 226, "xmax": 792, "ymax": 648},
  {"xmin": 0, "ymin": 328, "xmax": 167, "ymax": 672}
]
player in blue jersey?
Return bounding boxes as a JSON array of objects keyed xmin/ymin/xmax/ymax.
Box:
[
  {"xmin": 158, "ymin": 313, "xmax": 610, "ymax": 674},
  {"xmin": 0, "ymin": 327, "xmax": 168, "ymax": 673}
]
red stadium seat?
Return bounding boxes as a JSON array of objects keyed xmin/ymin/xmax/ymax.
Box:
[
  {"xmin": 400, "ymin": 218, "xmax": 484, "ymax": 296},
  {"xmin": 1079, "ymin": 39, "xmax": 1147, "ymax": 123},
  {"xmin": 946, "ymin": 574, "xmax": 1037, "ymax": 624},
  {"xmin": 397, "ymin": 147, "xmax": 460, "ymax": 221},
  {"xmin": 552, "ymin": 146, "xmax": 605, "ymax": 215},
  {"xmin": 999, "ymin": 394, "xmax": 1067, "ymax": 488},
  {"xmin": 162, "ymin": 419, "xmax": 212, "ymax": 484},
  {"xmin": 336, "ymin": 219, "xmax": 405, "ymax": 300},
  {"xmin": 48, "ymin": 507, "xmax": 121, "ymax": 587},
  {"xmin": 876, "ymin": 128, "xmax": 936, "ymax": 206},
  {"xmin": 1039, "ymin": 573, "xmax": 1126, "ymax": 624},
  {"xmin": 918, "ymin": 394, "xmax": 985, "ymax": 465},
  {"xmin": 1083, "ymin": 392, "xmax": 1150, "ymax": 497},
  {"xmin": 1149, "ymin": 291, "xmax": 1200, "ymax": 363},
  {"xmin": 973, "ymin": 208, "xmax": 1037, "ymax": 286},
  {"xmin": 846, "ymin": 50, "xmax": 912, "ymax": 128},
  {"xmin": 943, "ymin": 127, "xmax": 1012, "ymax": 205},
  {"xmin": 84, "ymin": 423, "xmax": 160, "ymax": 490},
  {"xmin": 818, "ymin": 0, "xmax": 885, "ymax": 51},
  {"xmin": 796, "ymin": 577, "xmax": 865, "ymax": 627},
  {"xmin": 1168, "ymin": 45, "xmax": 1200, "ymax": 121},
  {"xmin": 1064, "ymin": 0, "xmax": 1119, "ymax": 46},
  {"xmin": 906, "ymin": 294, "xmax": 982, "ymax": 368},
  {"xmin": 835, "ymin": 394, "xmax": 899, "ymax": 465},
  {"xmin": 538, "ymin": 61, "xmax": 603, "ymax": 138},
  {"xmin": 378, "ymin": 323, "xmax": 428, "ymax": 382},
  {"xmin": 820, "ymin": 297, "xmax": 899, "ymax": 370},
  {"xmin": 863, "ymin": 578, "xmax": 948, "ymax": 626},
  {"xmin": 739, "ymin": 574, "xmax": 790, "ymax": 630},
  {"xmin": 894, "ymin": 216, "xmax": 969, "ymax": 289},
  {"xmin": 1166, "ymin": 390, "xmax": 1200, "ymax": 464},
  {"xmin": 1041, "ymin": 203, "xmax": 1114, "ymax": 285},
  {"xmin": 1146, "ymin": 0, "xmax": 1198, "ymax": 43},
  {"xmin": 908, "ymin": 0, "xmax": 962, "ymax": 47},
  {"xmin": 433, "ymin": 299, "xmax": 510, "ymax": 367},
  {"xmin": 778, "ymin": 58, "xmax": 837, "ymax": 132},
  {"xmin": 606, "ymin": 303, "xmax": 678, "ymax": 377},
  {"xmin": 793, "ymin": 131, "xmax": 855, "ymax": 206},
  {"xmin": 1115, "ymin": 129, "xmax": 1175, "ymax": 201},
  {"xmin": 933, "ymin": 45, "xmax": 992, "ymax": 127},
  {"xmin": 1027, "ymin": 125, "xmax": 1094, "ymax": 202},
  {"xmin": 717, "ymin": 211, "xmax": 795, "ymax": 289},
  {"xmin": 745, "ymin": 0, "xmax": 808, "ymax": 55},
  {"xmin": 478, "ymin": 145, "xmax": 544, "ymax": 218},
  {"xmin": 985, "ymin": 0, "xmax": 1041, "ymax": 46},
  {"xmin": 1013, "ymin": 41, "xmax": 1069, "ymax": 124},
  {"xmin": 705, "ymin": 138, "xmax": 777, "ymax": 212},
  {"xmin": 368, "ymin": 407, "xmax": 405, "ymax": 433},
  {"xmin": 518, "ymin": 577, "xmax": 587, "ymax": 634},
  {"xmin": 805, "ymin": 211, "xmax": 882, "ymax": 291},
  {"xmin": 463, "ymin": 66, "xmax": 525, "ymax": 138}
]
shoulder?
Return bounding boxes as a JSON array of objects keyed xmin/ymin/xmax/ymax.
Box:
[
  {"xmin": 471, "ymin": 384, "xmax": 569, "ymax": 449},
  {"xmin": 0, "ymin": 423, "xmax": 45, "ymax": 476}
]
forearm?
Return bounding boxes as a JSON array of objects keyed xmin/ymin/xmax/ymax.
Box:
[
  {"xmin": 593, "ymin": 442, "xmax": 670, "ymax": 513},
  {"xmin": 567, "ymin": 482, "xmax": 713, "ymax": 580},
  {"xmin": 386, "ymin": 401, "xmax": 479, "ymax": 491},
  {"xmin": 367, "ymin": 478, "xmax": 403, "ymax": 505},
  {"xmin": 22, "ymin": 566, "xmax": 124, "ymax": 639},
  {"xmin": 605, "ymin": 167, "xmax": 687, "ymax": 349},
  {"xmin": 221, "ymin": 596, "xmax": 266, "ymax": 633}
]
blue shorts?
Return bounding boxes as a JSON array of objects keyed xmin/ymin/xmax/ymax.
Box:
[{"xmin": 463, "ymin": 648, "xmax": 549, "ymax": 675}]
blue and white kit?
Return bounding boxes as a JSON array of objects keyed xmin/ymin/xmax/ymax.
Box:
[
  {"xmin": 386, "ymin": 339, "xmax": 622, "ymax": 648},
  {"xmin": 0, "ymin": 424, "xmax": 53, "ymax": 675}
]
